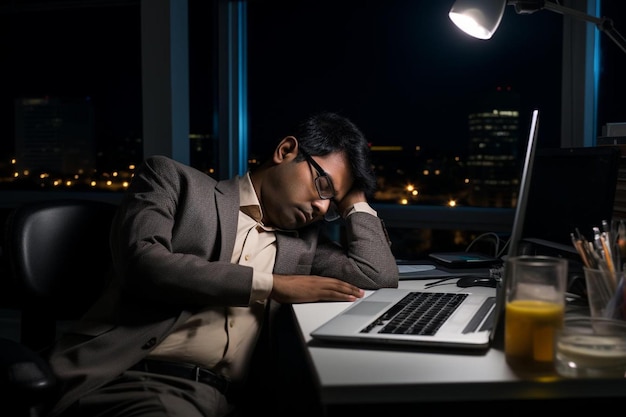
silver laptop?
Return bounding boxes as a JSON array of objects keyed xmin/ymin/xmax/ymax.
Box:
[{"xmin": 310, "ymin": 109, "xmax": 540, "ymax": 350}]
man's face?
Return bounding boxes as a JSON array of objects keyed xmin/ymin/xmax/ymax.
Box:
[{"xmin": 262, "ymin": 150, "xmax": 353, "ymax": 230}]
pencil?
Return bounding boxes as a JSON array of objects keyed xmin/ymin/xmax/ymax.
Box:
[{"xmin": 600, "ymin": 234, "xmax": 617, "ymax": 290}]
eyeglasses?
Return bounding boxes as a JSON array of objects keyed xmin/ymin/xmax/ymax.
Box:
[{"xmin": 301, "ymin": 151, "xmax": 340, "ymax": 222}]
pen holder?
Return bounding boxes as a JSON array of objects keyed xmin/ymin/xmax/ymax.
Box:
[{"xmin": 583, "ymin": 267, "xmax": 625, "ymax": 320}]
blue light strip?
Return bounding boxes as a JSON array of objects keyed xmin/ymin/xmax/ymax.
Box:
[
  {"xmin": 237, "ymin": 2, "xmax": 248, "ymax": 176},
  {"xmin": 592, "ymin": 0, "xmax": 600, "ymax": 142}
]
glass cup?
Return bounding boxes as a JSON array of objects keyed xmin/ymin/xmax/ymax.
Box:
[
  {"xmin": 555, "ymin": 316, "xmax": 626, "ymax": 378},
  {"xmin": 504, "ymin": 255, "xmax": 568, "ymax": 378},
  {"xmin": 583, "ymin": 267, "xmax": 618, "ymax": 318}
]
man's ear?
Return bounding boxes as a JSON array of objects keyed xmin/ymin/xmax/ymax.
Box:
[{"xmin": 273, "ymin": 136, "xmax": 298, "ymax": 163}]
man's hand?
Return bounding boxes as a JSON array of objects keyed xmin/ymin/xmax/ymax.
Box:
[
  {"xmin": 335, "ymin": 189, "xmax": 366, "ymax": 218},
  {"xmin": 271, "ymin": 275, "xmax": 365, "ymax": 304}
]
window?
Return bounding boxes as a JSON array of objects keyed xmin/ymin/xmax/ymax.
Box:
[
  {"xmin": 246, "ymin": 0, "xmax": 565, "ymax": 257},
  {"xmin": 1, "ymin": 1, "xmax": 142, "ymax": 193},
  {"xmin": 2, "ymin": 0, "xmax": 625, "ymax": 258},
  {"xmin": 1, "ymin": 0, "xmax": 219, "ymax": 194},
  {"xmin": 597, "ymin": 1, "xmax": 626, "ymax": 135}
]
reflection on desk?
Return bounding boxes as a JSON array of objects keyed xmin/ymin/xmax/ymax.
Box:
[{"xmin": 290, "ymin": 279, "xmax": 626, "ymax": 415}]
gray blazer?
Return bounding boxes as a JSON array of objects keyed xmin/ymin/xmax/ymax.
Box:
[{"xmin": 47, "ymin": 155, "xmax": 398, "ymax": 416}]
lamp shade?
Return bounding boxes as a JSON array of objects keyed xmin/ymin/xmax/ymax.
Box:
[{"xmin": 449, "ymin": 0, "xmax": 508, "ymax": 40}]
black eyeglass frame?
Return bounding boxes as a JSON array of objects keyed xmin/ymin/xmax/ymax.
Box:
[{"xmin": 300, "ymin": 150, "xmax": 341, "ymax": 221}]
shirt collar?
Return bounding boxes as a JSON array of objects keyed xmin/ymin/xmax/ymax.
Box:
[
  {"xmin": 239, "ymin": 172, "xmax": 259, "ymax": 207},
  {"xmin": 238, "ymin": 172, "xmax": 263, "ymax": 222},
  {"xmin": 238, "ymin": 172, "xmax": 295, "ymax": 235}
]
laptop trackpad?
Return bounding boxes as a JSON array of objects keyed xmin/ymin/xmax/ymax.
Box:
[{"xmin": 345, "ymin": 301, "xmax": 389, "ymax": 315}]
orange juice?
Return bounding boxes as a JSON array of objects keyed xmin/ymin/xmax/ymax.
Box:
[{"xmin": 505, "ymin": 299, "xmax": 564, "ymax": 374}]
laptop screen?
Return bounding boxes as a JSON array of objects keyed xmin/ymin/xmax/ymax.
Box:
[{"xmin": 506, "ymin": 109, "xmax": 540, "ymax": 259}]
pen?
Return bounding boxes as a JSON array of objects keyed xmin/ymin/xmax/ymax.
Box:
[
  {"xmin": 618, "ymin": 220, "xmax": 626, "ymax": 270},
  {"xmin": 600, "ymin": 234, "xmax": 617, "ymax": 289},
  {"xmin": 587, "ymin": 241, "xmax": 607, "ymax": 271},
  {"xmin": 593, "ymin": 227, "xmax": 603, "ymax": 253},
  {"xmin": 571, "ymin": 233, "xmax": 592, "ymax": 268}
]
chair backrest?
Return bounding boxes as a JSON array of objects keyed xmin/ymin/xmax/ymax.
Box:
[{"xmin": 4, "ymin": 199, "xmax": 118, "ymax": 353}]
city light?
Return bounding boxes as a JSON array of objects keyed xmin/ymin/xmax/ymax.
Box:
[{"xmin": 2, "ymin": 101, "xmax": 522, "ymax": 207}]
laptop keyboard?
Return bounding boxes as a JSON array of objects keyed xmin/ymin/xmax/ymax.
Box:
[{"xmin": 361, "ymin": 292, "xmax": 468, "ymax": 336}]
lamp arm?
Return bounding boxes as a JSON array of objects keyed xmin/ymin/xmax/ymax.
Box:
[
  {"xmin": 541, "ymin": 1, "xmax": 626, "ymax": 55},
  {"xmin": 597, "ymin": 18, "xmax": 626, "ymax": 55}
]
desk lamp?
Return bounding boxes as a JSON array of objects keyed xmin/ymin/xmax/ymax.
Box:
[{"xmin": 448, "ymin": 0, "xmax": 626, "ymax": 55}]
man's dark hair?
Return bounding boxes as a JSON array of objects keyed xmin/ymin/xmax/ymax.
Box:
[{"xmin": 293, "ymin": 112, "xmax": 377, "ymax": 197}]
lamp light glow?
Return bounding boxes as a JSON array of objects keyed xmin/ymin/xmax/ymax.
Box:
[
  {"xmin": 448, "ymin": 0, "xmax": 507, "ymax": 40},
  {"xmin": 449, "ymin": 0, "xmax": 626, "ymax": 55}
]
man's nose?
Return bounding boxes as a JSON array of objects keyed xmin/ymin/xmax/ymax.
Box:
[{"xmin": 312, "ymin": 199, "xmax": 331, "ymax": 215}]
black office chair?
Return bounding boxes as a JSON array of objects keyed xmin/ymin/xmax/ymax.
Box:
[
  {"xmin": 0, "ymin": 198, "xmax": 118, "ymax": 416},
  {"xmin": 0, "ymin": 336, "xmax": 57, "ymax": 416}
]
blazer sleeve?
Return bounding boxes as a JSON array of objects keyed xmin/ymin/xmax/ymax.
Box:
[
  {"xmin": 312, "ymin": 211, "xmax": 399, "ymax": 289},
  {"xmin": 109, "ymin": 155, "xmax": 254, "ymax": 309}
]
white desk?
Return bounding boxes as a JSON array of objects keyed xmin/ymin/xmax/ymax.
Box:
[{"xmin": 290, "ymin": 279, "xmax": 626, "ymax": 414}]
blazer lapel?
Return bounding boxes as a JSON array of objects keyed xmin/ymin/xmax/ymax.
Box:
[
  {"xmin": 274, "ymin": 232, "xmax": 313, "ymax": 274},
  {"xmin": 213, "ymin": 176, "xmax": 317, "ymax": 274},
  {"xmin": 215, "ymin": 177, "xmax": 240, "ymax": 262}
]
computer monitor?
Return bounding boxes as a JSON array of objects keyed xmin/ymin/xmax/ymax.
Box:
[{"xmin": 521, "ymin": 145, "xmax": 621, "ymax": 257}]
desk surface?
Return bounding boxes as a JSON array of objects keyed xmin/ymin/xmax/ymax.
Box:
[{"xmin": 292, "ymin": 278, "xmax": 626, "ymax": 408}]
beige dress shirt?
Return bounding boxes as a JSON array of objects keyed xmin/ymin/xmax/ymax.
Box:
[{"xmin": 148, "ymin": 172, "xmax": 377, "ymax": 382}]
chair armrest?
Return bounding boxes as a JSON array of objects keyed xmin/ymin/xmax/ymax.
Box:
[{"xmin": 0, "ymin": 337, "xmax": 58, "ymax": 409}]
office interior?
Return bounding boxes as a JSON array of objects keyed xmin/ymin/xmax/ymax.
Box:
[{"xmin": 1, "ymin": 0, "xmax": 626, "ymax": 414}]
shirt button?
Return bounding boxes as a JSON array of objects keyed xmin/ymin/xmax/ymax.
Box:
[
  {"xmin": 229, "ymin": 321, "xmax": 234, "ymax": 328},
  {"xmin": 244, "ymin": 254, "xmax": 250, "ymax": 261},
  {"xmin": 142, "ymin": 337, "xmax": 157, "ymax": 349}
]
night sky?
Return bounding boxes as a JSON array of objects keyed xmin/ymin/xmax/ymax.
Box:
[{"xmin": 246, "ymin": 1, "xmax": 565, "ymax": 154}]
